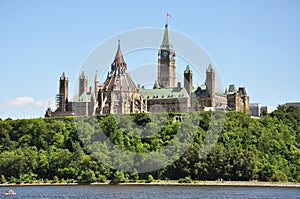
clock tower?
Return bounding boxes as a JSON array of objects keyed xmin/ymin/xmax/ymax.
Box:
[{"xmin": 158, "ymin": 23, "xmax": 176, "ymax": 88}]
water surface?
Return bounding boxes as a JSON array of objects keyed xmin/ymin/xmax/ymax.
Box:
[{"xmin": 0, "ymin": 185, "xmax": 299, "ymax": 199}]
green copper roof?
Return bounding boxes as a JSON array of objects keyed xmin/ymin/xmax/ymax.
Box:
[
  {"xmin": 228, "ymin": 84, "xmax": 237, "ymax": 93},
  {"xmin": 79, "ymin": 71, "xmax": 87, "ymax": 80},
  {"xmin": 192, "ymin": 85, "xmax": 206, "ymax": 97},
  {"xmin": 70, "ymin": 92, "xmax": 93, "ymax": 102},
  {"xmin": 60, "ymin": 72, "xmax": 67, "ymax": 80},
  {"xmin": 184, "ymin": 65, "xmax": 192, "ymax": 73},
  {"xmin": 206, "ymin": 63, "xmax": 215, "ymax": 73},
  {"xmin": 192, "ymin": 85, "xmax": 225, "ymax": 97},
  {"xmin": 140, "ymin": 87, "xmax": 189, "ymax": 100},
  {"xmin": 160, "ymin": 23, "xmax": 173, "ymax": 49}
]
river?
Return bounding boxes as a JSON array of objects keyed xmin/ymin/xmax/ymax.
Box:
[{"xmin": 0, "ymin": 185, "xmax": 299, "ymax": 199}]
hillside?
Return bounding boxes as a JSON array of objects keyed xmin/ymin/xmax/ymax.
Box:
[{"xmin": 0, "ymin": 105, "xmax": 299, "ymax": 183}]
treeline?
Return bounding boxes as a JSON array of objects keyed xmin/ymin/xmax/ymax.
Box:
[{"xmin": 0, "ymin": 105, "xmax": 299, "ymax": 183}]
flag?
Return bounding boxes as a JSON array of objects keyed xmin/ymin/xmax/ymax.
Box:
[{"xmin": 166, "ymin": 13, "xmax": 171, "ymax": 17}]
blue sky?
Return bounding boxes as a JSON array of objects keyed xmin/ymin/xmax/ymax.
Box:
[{"xmin": 0, "ymin": 0, "xmax": 299, "ymax": 119}]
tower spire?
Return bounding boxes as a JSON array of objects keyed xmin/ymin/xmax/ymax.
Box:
[
  {"xmin": 157, "ymin": 22, "xmax": 176, "ymax": 88},
  {"xmin": 94, "ymin": 70, "xmax": 99, "ymax": 82},
  {"xmin": 161, "ymin": 23, "xmax": 173, "ymax": 49},
  {"xmin": 113, "ymin": 40, "xmax": 125, "ymax": 66}
]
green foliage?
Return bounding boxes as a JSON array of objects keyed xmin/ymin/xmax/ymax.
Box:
[
  {"xmin": 53, "ymin": 175, "xmax": 59, "ymax": 183},
  {"xmin": 80, "ymin": 169, "xmax": 96, "ymax": 183},
  {"xmin": 0, "ymin": 107, "xmax": 299, "ymax": 183},
  {"xmin": 97, "ymin": 174, "xmax": 107, "ymax": 183},
  {"xmin": 147, "ymin": 174, "xmax": 154, "ymax": 183},
  {"xmin": 178, "ymin": 176, "xmax": 192, "ymax": 183},
  {"xmin": 129, "ymin": 170, "xmax": 139, "ymax": 182},
  {"xmin": 20, "ymin": 172, "xmax": 38, "ymax": 183},
  {"xmin": 0, "ymin": 174, "xmax": 6, "ymax": 183},
  {"xmin": 9, "ymin": 176, "xmax": 16, "ymax": 183},
  {"xmin": 111, "ymin": 171, "xmax": 126, "ymax": 184}
]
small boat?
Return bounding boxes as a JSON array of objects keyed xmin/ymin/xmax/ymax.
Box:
[{"xmin": 4, "ymin": 189, "xmax": 16, "ymax": 195}]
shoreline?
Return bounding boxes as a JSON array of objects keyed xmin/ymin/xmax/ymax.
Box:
[
  {"xmin": 119, "ymin": 181, "xmax": 300, "ymax": 188},
  {"xmin": 0, "ymin": 181, "xmax": 299, "ymax": 188}
]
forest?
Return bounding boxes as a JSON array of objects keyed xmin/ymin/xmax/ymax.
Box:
[{"xmin": 0, "ymin": 105, "xmax": 299, "ymax": 183}]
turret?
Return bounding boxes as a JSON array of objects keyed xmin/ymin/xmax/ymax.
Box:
[
  {"xmin": 94, "ymin": 70, "xmax": 99, "ymax": 97},
  {"xmin": 184, "ymin": 65, "xmax": 193, "ymax": 96},
  {"xmin": 205, "ymin": 64, "xmax": 216, "ymax": 107},
  {"xmin": 79, "ymin": 71, "xmax": 88, "ymax": 96},
  {"xmin": 58, "ymin": 72, "xmax": 68, "ymax": 112}
]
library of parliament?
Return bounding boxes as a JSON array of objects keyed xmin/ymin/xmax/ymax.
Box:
[{"xmin": 45, "ymin": 23, "xmax": 249, "ymax": 117}]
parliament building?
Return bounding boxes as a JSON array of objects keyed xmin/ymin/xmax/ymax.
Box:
[{"xmin": 45, "ymin": 23, "xmax": 249, "ymax": 117}]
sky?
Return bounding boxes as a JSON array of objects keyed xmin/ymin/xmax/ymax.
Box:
[{"xmin": 0, "ymin": 0, "xmax": 299, "ymax": 119}]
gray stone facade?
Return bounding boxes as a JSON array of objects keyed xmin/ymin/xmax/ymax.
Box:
[{"xmin": 45, "ymin": 23, "xmax": 250, "ymax": 117}]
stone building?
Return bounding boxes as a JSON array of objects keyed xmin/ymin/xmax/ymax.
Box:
[
  {"xmin": 45, "ymin": 71, "xmax": 96, "ymax": 117},
  {"xmin": 141, "ymin": 23, "xmax": 249, "ymax": 113},
  {"xmin": 140, "ymin": 23, "xmax": 190, "ymax": 113},
  {"xmin": 141, "ymin": 82, "xmax": 190, "ymax": 113},
  {"xmin": 45, "ymin": 72, "xmax": 73, "ymax": 117},
  {"xmin": 46, "ymin": 22, "xmax": 250, "ymax": 117},
  {"xmin": 95, "ymin": 41, "xmax": 146, "ymax": 114},
  {"xmin": 190, "ymin": 64, "xmax": 227, "ymax": 111},
  {"xmin": 226, "ymin": 85, "xmax": 250, "ymax": 112},
  {"xmin": 46, "ymin": 42, "xmax": 146, "ymax": 117}
]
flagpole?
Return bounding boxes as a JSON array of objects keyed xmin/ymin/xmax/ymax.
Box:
[{"xmin": 166, "ymin": 13, "xmax": 171, "ymax": 24}]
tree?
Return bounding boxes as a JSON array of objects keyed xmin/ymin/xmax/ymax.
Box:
[
  {"xmin": 111, "ymin": 170, "xmax": 126, "ymax": 184},
  {"xmin": 147, "ymin": 174, "xmax": 154, "ymax": 183},
  {"xmin": 0, "ymin": 109, "xmax": 299, "ymax": 183},
  {"xmin": 0, "ymin": 175, "xmax": 6, "ymax": 183},
  {"xmin": 80, "ymin": 169, "xmax": 96, "ymax": 183}
]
